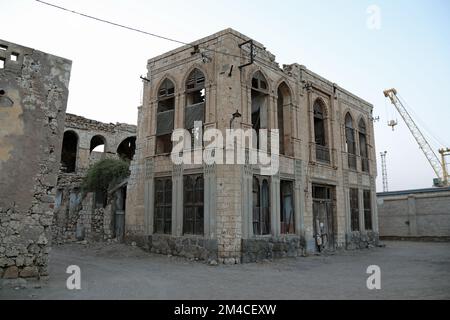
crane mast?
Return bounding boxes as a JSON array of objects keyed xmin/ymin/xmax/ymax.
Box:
[
  {"xmin": 380, "ymin": 151, "xmax": 389, "ymax": 192},
  {"xmin": 383, "ymin": 88, "xmax": 449, "ymax": 187}
]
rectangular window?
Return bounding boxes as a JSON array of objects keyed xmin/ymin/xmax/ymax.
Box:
[
  {"xmin": 363, "ymin": 190, "xmax": 373, "ymax": 230},
  {"xmin": 350, "ymin": 188, "xmax": 360, "ymax": 231},
  {"xmin": 11, "ymin": 53, "xmax": 19, "ymax": 62},
  {"xmin": 0, "ymin": 58, "xmax": 5, "ymax": 69},
  {"xmin": 253, "ymin": 176, "xmax": 271, "ymax": 235},
  {"xmin": 154, "ymin": 177, "xmax": 172, "ymax": 234},
  {"xmin": 280, "ymin": 180, "xmax": 295, "ymax": 234},
  {"xmin": 183, "ymin": 174, "xmax": 204, "ymax": 235}
]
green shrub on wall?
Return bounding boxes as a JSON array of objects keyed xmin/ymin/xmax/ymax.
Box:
[{"xmin": 81, "ymin": 159, "xmax": 130, "ymax": 194}]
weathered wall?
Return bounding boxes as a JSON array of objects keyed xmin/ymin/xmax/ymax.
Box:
[
  {"xmin": 127, "ymin": 28, "xmax": 379, "ymax": 264},
  {"xmin": 0, "ymin": 39, "xmax": 71, "ymax": 279},
  {"xmin": 53, "ymin": 115, "xmax": 136, "ymax": 243},
  {"xmin": 378, "ymin": 187, "xmax": 450, "ymax": 238}
]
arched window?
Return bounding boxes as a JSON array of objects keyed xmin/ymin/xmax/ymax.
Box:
[
  {"xmin": 117, "ymin": 136, "xmax": 136, "ymax": 162},
  {"xmin": 277, "ymin": 82, "xmax": 293, "ymax": 156},
  {"xmin": 252, "ymin": 176, "xmax": 271, "ymax": 235},
  {"xmin": 313, "ymin": 100, "xmax": 330, "ymax": 163},
  {"xmin": 251, "ymin": 71, "xmax": 269, "ymax": 149},
  {"xmin": 90, "ymin": 135, "xmax": 106, "ymax": 153},
  {"xmin": 183, "ymin": 174, "xmax": 204, "ymax": 235},
  {"xmin": 359, "ymin": 119, "xmax": 369, "ymax": 172},
  {"xmin": 345, "ymin": 113, "xmax": 356, "ymax": 170},
  {"xmin": 156, "ymin": 79, "xmax": 175, "ymax": 154},
  {"xmin": 185, "ymin": 69, "xmax": 206, "ymax": 148},
  {"xmin": 61, "ymin": 131, "xmax": 78, "ymax": 173}
]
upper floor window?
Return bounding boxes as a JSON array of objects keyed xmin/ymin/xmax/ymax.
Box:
[
  {"xmin": 185, "ymin": 69, "xmax": 206, "ymax": 148},
  {"xmin": 251, "ymin": 71, "xmax": 269, "ymax": 149},
  {"xmin": 345, "ymin": 113, "xmax": 357, "ymax": 170},
  {"xmin": 313, "ymin": 100, "xmax": 330, "ymax": 163},
  {"xmin": 277, "ymin": 82, "xmax": 293, "ymax": 156},
  {"xmin": 359, "ymin": 119, "xmax": 369, "ymax": 172},
  {"xmin": 156, "ymin": 79, "xmax": 175, "ymax": 154}
]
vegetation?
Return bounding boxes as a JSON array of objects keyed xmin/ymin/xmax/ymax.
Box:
[{"xmin": 81, "ymin": 158, "xmax": 130, "ymax": 194}]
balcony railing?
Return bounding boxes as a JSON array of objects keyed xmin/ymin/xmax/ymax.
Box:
[
  {"xmin": 361, "ymin": 157, "xmax": 370, "ymax": 173},
  {"xmin": 315, "ymin": 144, "xmax": 330, "ymax": 163},
  {"xmin": 348, "ymin": 154, "xmax": 357, "ymax": 170}
]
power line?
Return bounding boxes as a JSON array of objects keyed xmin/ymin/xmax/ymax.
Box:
[{"xmin": 35, "ymin": 0, "xmax": 245, "ymax": 60}]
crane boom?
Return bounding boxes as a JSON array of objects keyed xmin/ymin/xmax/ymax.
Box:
[{"xmin": 383, "ymin": 88, "xmax": 444, "ymax": 182}]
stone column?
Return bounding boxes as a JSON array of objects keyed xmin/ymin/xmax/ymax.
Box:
[
  {"xmin": 204, "ymin": 164, "xmax": 217, "ymax": 239},
  {"xmin": 144, "ymin": 158, "xmax": 155, "ymax": 235},
  {"xmin": 294, "ymin": 159, "xmax": 304, "ymax": 235},
  {"xmin": 270, "ymin": 173, "xmax": 280, "ymax": 236}
]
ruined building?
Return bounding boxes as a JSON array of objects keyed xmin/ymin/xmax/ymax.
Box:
[
  {"xmin": 53, "ymin": 114, "xmax": 136, "ymax": 243},
  {"xmin": 0, "ymin": 39, "xmax": 71, "ymax": 279},
  {"xmin": 126, "ymin": 29, "xmax": 379, "ymax": 264}
]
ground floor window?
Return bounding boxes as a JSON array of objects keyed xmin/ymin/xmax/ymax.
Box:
[
  {"xmin": 363, "ymin": 190, "xmax": 373, "ymax": 230},
  {"xmin": 183, "ymin": 174, "xmax": 204, "ymax": 235},
  {"xmin": 350, "ymin": 188, "xmax": 360, "ymax": 231},
  {"xmin": 154, "ymin": 177, "xmax": 172, "ymax": 234},
  {"xmin": 253, "ymin": 176, "xmax": 271, "ymax": 235},
  {"xmin": 280, "ymin": 180, "xmax": 295, "ymax": 234}
]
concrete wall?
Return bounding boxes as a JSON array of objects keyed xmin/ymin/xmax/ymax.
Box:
[
  {"xmin": 0, "ymin": 39, "xmax": 71, "ymax": 279},
  {"xmin": 378, "ymin": 188, "xmax": 450, "ymax": 238}
]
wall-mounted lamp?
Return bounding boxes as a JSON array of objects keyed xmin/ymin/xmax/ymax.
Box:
[{"xmin": 230, "ymin": 110, "xmax": 242, "ymax": 129}]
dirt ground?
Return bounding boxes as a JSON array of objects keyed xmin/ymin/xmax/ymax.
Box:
[{"xmin": 1, "ymin": 241, "xmax": 449, "ymax": 300}]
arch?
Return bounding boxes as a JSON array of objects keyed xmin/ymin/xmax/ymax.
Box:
[
  {"xmin": 251, "ymin": 70, "xmax": 269, "ymax": 92},
  {"xmin": 156, "ymin": 78, "xmax": 176, "ymax": 155},
  {"xmin": 61, "ymin": 130, "xmax": 78, "ymax": 173},
  {"xmin": 153, "ymin": 75, "xmax": 177, "ymax": 99},
  {"xmin": 313, "ymin": 98, "xmax": 330, "ymax": 162},
  {"xmin": 358, "ymin": 117, "xmax": 369, "ymax": 172},
  {"xmin": 181, "ymin": 64, "xmax": 209, "ymax": 90},
  {"xmin": 345, "ymin": 113, "xmax": 357, "ymax": 169},
  {"xmin": 90, "ymin": 135, "xmax": 106, "ymax": 153},
  {"xmin": 117, "ymin": 136, "xmax": 136, "ymax": 162},
  {"xmin": 277, "ymin": 81, "xmax": 293, "ymax": 156}
]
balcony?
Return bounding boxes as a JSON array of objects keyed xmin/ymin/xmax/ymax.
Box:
[{"xmin": 315, "ymin": 144, "xmax": 330, "ymax": 164}]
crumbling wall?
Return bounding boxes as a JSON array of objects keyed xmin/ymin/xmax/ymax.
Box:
[
  {"xmin": 0, "ymin": 39, "xmax": 71, "ymax": 280},
  {"xmin": 53, "ymin": 115, "xmax": 136, "ymax": 244}
]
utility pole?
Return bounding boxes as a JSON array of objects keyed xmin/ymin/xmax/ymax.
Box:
[{"xmin": 380, "ymin": 151, "xmax": 389, "ymax": 192}]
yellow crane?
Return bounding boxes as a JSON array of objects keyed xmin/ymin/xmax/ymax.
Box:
[{"xmin": 383, "ymin": 88, "xmax": 450, "ymax": 187}]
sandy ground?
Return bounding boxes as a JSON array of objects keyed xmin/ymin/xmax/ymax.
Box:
[{"xmin": 1, "ymin": 241, "xmax": 449, "ymax": 300}]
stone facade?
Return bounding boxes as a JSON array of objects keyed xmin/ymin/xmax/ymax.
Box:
[
  {"xmin": 0, "ymin": 39, "xmax": 71, "ymax": 279},
  {"xmin": 53, "ymin": 114, "xmax": 136, "ymax": 243},
  {"xmin": 378, "ymin": 187, "xmax": 450, "ymax": 240},
  {"xmin": 126, "ymin": 28, "xmax": 379, "ymax": 264}
]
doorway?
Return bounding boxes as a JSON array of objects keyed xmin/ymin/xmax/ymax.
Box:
[
  {"xmin": 114, "ymin": 186, "xmax": 127, "ymax": 242},
  {"xmin": 312, "ymin": 184, "xmax": 335, "ymax": 252}
]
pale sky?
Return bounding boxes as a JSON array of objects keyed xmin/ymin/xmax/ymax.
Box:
[{"xmin": 1, "ymin": 0, "xmax": 449, "ymax": 192}]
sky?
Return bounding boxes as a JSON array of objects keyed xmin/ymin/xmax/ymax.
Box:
[{"xmin": 1, "ymin": 0, "xmax": 449, "ymax": 192}]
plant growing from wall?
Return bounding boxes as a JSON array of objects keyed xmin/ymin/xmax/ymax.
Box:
[{"xmin": 81, "ymin": 158, "xmax": 130, "ymax": 194}]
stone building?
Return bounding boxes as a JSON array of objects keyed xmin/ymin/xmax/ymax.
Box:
[
  {"xmin": 0, "ymin": 39, "xmax": 71, "ymax": 279},
  {"xmin": 124, "ymin": 28, "xmax": 379, "ymax": 264},
  {"xmin": 53, "ymin": 113, "xmax": 137, "ymax": 243},
  {"xmin": 378, "ymin": 187, "xmax": 450, "ymax": 240}
]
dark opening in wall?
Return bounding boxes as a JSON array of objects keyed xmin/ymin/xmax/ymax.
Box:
[
  {"xmin": 10, "ymin": 53, "xmax": 19, "ymax": 62},
  {"xmin": 0, "ymin": 58, "xmax": 5, "ymax": 69},
  {"xmin": 90, "ymin": 135, "xmax": 106, "ymax": 153},
  {"xmin": 0, "ymin": 45, "xmax": 7, "ymax": 51},
  {"xmin": 61, "ymin": 131, "xmax": 78, "ymax": 173},
  {"xmin": 117, "ymin": 136, "xmax": 136, "ymax": 161},
  {"xmin": 251, "ymin": 71, "xmax": 269, "ymax": 149}
]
